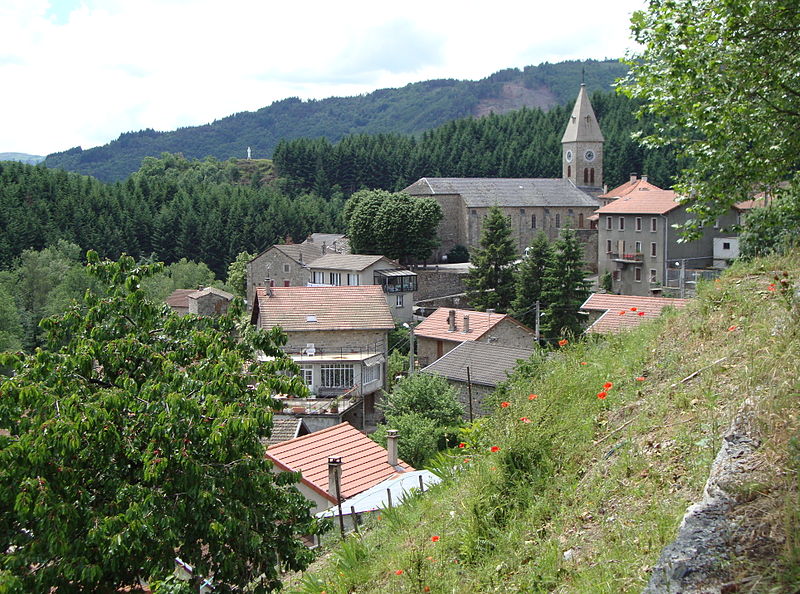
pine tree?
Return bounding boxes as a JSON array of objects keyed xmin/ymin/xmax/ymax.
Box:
[
  {"xmin": 540, "ymin": 227, "xmax": 591, "ymax": 340},
  {"xmin": 465, "ymin": 205, "xmax": 517, "ymax": 312},
  {"xmin": 511, "ymin": 232, "xmax": 553, "ymax": 328}
]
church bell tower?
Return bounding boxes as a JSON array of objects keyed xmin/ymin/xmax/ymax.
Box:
[{"xmin": 561, "ymin": 84, "xmax": 604, "ymax": 191}]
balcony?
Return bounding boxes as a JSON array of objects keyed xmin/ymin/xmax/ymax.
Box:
[{"xmin": 610, "ymin": 252, "xmax": 644, "ymax": 264}]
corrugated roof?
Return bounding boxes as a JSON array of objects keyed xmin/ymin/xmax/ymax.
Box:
[
  {"xmin": 599, "ymin": 177, "xmax": 663, "ymax": 199},
  {"xmin": 414, "ymin": 307, "xmax": 533, "ymax": 343},
  {"xmin": 403, "ymin": 177, "xmax": 599, "ymax": 209},
  {"xmin": 581, "ymin": 293, "xmax": 691, "ymax": 334},
  {"xmin": 420, "ymin": 341, "xmax": 534, "ymax": 387},
  {"xmin": 561, "ymin": 84, "xmax": 605, "ymax": 143},
  {"xmin": 374, "ymin": 269, "xmax": 417, "ymax": 278},
  {"xmin": 309, "ymin": 254, "xmax": 394, "ymax": 272},
  {"xmin": 594, "ymin": 189, "xmax": 681, "ymax": 215},
  {"xmin": 266, "ymin": 422, "xmax": 413, "ymax": 502},
  {"xmin": 252, "ymin": 285, "xmax": 395, "ymax": 332}
]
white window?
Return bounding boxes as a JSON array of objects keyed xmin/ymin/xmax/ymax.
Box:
[
  {"xmin": 606, "ymin": 239, "xmax": 612, "ymax": 253},
  {"xmin": 311, "ymin": 271, "xmax": 324, "ymax": 284},
  {"xmin": 619, "ymin": 217, "xmax": 625, "ymax": 231},
  {"xmin": 606, "ymin": 216, "xmax": 612, "ymax": 230},
  {"xmin": 635, "ymin": 267, "xmax": 642, "ymax": 282},
  {"xmin": 329, "ymin": 272, "xmax": 341, "ymax": 286},
  {"xmin": 300, "ymin": 365, "xmax": 313, "ymax": 389},
  {"xmin": 320, "ymin": 363, "xmax": 354, "ymax": 388},
  {"xmin": 395, "ymin": 294, "xmax": 404, "ymax": 307},
  {"xmin": 363, "ymin": 363, "xmax": 380, "ymax": 385},
  {"xmin": 649, "ymin": 269, "xmax": 657, "ymax": 283},
  {"xmin": 651, "ymin": 242, "xmax": 657, "ymax": 257},
  {"xmin": 283, "ymin": 263, "xmax": 291, "ymax": 273},
  {"xmin": 636, "ymin": 217, "xmax": 642, "ymax": 232},
  {"xmin": 635, "ymin": 241, "xmax": 642, "ymax": 253},
  {"xmin": 347, "ymin": 273, "xmax": 359, "ymax": 286},
  {"xmin": 650, "ymin": 217, "xmax": 657, "ymax": 232}
]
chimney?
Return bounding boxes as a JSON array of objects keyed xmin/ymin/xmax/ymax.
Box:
[
  {"xmin": 448, "ymin": 310, "xmax": 456, "ymax": 332},
  {"xmin": 462, "ymin": 315, "xmax": 470, "ymax": 334},
  {"xmin": 322, "ymin": 242, "xmax": 327, "ymax": 255},
  {"xmin": 641, "ymin": 175, "xmax": 648, "ymax": 183},
  {"xmin": 630, "ymin": 173, "xmax": 637, "ymax": 183},
  {"xmin": 387, "ymin": 430, "xmax": 399, "ymax": 467},
  {"xmin": 327, "ymin": 457, "xmax": 342, "ymax": 501}
]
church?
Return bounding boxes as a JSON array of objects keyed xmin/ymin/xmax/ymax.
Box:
[{"xmin": 403, "ymin": 84, "xmax": 604, "ymax": 269}]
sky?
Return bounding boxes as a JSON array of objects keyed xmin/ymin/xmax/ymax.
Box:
[{"xmin": 1, "ymin": 0, "xmax": 646, "ymax": 157}]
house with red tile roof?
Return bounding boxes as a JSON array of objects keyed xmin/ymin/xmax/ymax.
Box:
[
  {"xmin": 413, "ymin": 307, "xmax": 536, "ymax": 367},
  {"xmin": 597, "ymin": 174, "xmax": 664, "ymax": 206},
  {"xmin": 580, "ymin": 293, "xmax": 690, "ymax": 334},
  {"xmin": 165, "ymin": 287, "xmax": 233, "ymax": 316},
  {"xmin": 265, "ymin": 422, "xmax": 413, "ymax": 514},
  {"xmin": 595, "ymin": 189, "xmax": 740, "ymax": 297},
  {"xmin": 251, "ymin": 285, "xmax": 394, "ymax": 426}
]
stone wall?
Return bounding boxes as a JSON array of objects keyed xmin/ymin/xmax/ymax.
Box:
[
  {"xmin": 283, "ymin": 329, "xmax": 387, "ymax": 354},
  {"xmin": 246, "ymin": 249, "xmax": 310, "ymax": 308},
  {"xmin": 415, "ymin": 269, "xmax": 469, "ymax": 302}
]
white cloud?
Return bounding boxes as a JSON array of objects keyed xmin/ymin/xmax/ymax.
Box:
[{"xmin": 0, "ymin": 0, "xmax": 644, "ymax": 155}]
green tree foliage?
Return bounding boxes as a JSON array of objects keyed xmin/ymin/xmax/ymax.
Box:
[
  {"xmin": 0, "ymin": 283, "xmax": 22, "ymax": 352},
  {"xmin": 344, "ymin": 190, "xmax": 442, "ymax": 262},
  {"xmin": 511, "ymin": 232, "xmax": 554, "ymax": 328},
  {"xmin": 0, "ymin": 253, "xmax": 322, "ymax": 591},
  {"xmin": 540, "ymin": 228, "xmax": 591, "ymax": 340},
  {"xmin": 226, "ymin": 251, "xmax": 256, "ymax": 298},
  {"xmin": 621, "ymin": 0, "xmax": 800, "ymax": 234},
  {"xmin": 465, "ymin": 206, "xmax": 517, "ymax": 312},
  {"xmin": 740, "ymin": 183, "xmax": 800, "ymax": 258},
  {"xmin": 139, "ymin": 258, "xmax": 220, "ymax": 303},
  {"xmin": 373, "ymin": 373, "xmax": 464, "ymax": 467}
]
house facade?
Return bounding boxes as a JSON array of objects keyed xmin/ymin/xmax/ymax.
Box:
[
  {"xmin": 165, "ymin": 287, "xmax": 233, "ymax": 316},
  {"xmin": 246, "ymin": 242, "xmax": 324, "ymax": 308},
  {"xmin": 308, "ymin": 254, "xmax": 417, "ymax": 323},
  {"xmin": 250, "ymin": 285, "xmax": 395, "ymax": 420},
  {"xmin": 413, "ymin": 307, "xmax": 536, "ymax": 367},
  {"xmin": 596, "ymin": 190, "xmax": 739, "ymax": 296},
  {"xmin": 402, "ymin": 84, "xmax": 603, "ymax": 269}
]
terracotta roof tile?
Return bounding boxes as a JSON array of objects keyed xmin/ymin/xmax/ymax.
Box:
[
  {"xmin": 414, "ymin": 307, "xmax": 533, "ymax": 343},
  {"xmin": 594, "ymin": 189, "xmax": 680, "ymax": 215},
  {"xmin": 598, "ymin": 177, "xmax": 663, "ymax": 199},
  {"xmin": 165, "ymin": 289, "xmax": 197, "ymax": 309},
  {"xmin": 266, "ymin": 422, "xmax": 413, "ymax": 502},
  {"xmin": 252, "ymin": 285, "xmax": 395, "ymax": 332},
  {"xmin": 581, "ymin": 293, "xmax": 691, "ymax": 334}
]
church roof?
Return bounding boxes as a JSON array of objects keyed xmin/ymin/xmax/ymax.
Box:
[
  {"xmin": 561, "ymin": 84, "xmax": 605, "ymax": 144},
  {"xmin": 402, "ymin": 177, "xmax": 599, "ymax": 209}
]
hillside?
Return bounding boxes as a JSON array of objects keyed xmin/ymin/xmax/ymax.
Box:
[
  {"xmin": 288, "ymin": 253, "xmax": 800, "ymax": 592},
  {"xmin": 43, "ymin": 59, "xmax": 628, "ymax": 182},
  {"xmin": 0, "ymin": 152, "xmax": 44, "ymax": 165}
]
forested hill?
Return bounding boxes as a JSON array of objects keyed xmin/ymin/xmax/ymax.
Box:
[{"xmin": 43, "ymin": 59, "xmax": 628, "ymax": 182}]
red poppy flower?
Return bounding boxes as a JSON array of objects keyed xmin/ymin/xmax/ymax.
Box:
[
  {"xmin": 500, "ymin": 401, "xmax": 510, "ymax": 408},
  {"xmin": 424, "ymin": 587, "xmax": 431, "ymax": 593},
  {"xmin": 580, "ymin": 361, "xmax": 587, "ymax": 365},
  {"xmin": 619, "ymin": 310, "xmax": 626, "ymax": 315},
  {"xmin": 395, "ymin": 569, "xmax": 404, "ymax": 575},
  {"xmin": 529, "ymin": 393, "xmax": 538, "ymax": 400},
  {"xmin": 520, "ymin": 417, "xmax": 531, "ymax": 423},
  {"xmin": 558, "ymin": 339, "xmax": 568, "ymax": 347},
  {"xmin": 458, "ymin": 442, "xmax": 466, "ymax": 448},
  {"xmin": 635, "ymin": 376, "xmax": 646, "ymax": 381},
  {"xmin": 630, "ymin": 307, "xmax": 637, "ymax": 311},
  {"xmin": 603, "ymin": 381, "xmax": 613, "ymax": 389},
  {"xmin": 768, "ymin": 283, "xmax": 776, "ymax": 291},
  {"xmin": 431, "ymin": 535, "xmax": 440, "ymax": 542},
  {"xmin": 463, "ymin": 458, "xmax": 470, "ymax": 463},
  {"xmin": 728, "ymin": 325, "xmax": 738, "ymax": 332},
  {"xmin": 638, "ymin": 311, "xmax": 646, "ymax": 316},
  {"xmin": 597, "ymin": 391, "xmax": 607, "ymax": 399},
  {"xmin": 490, "ymin": 446, "xmax": 500, "ymax": 453}
]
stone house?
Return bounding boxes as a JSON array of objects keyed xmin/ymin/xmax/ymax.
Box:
[
  {"xmin": 165, "ymin": 287, "xmax": 233, "ymax": 316},
  {"xmin": 250, "ymin": 285, "xmax": 395, "ymax": 423},
  {"xmin": 246, "ymin": 242, "xmax": 323, "ymax": 308},
  {"xmin": 402, "ymin": 84, "xmax": 604, "ymax": 269},
  {"xmin": 595, "ymin": 189, "xmax": 740, "ymax": 296},
  {"xmin": 308, "ymin": 254, "xmax": 417, "ymax": 324},
  {"xmin": 419, "ymin": 341, "xmax": 534, "ymax": 418},
  {"xmin": 413, "ymin": 307, "xmax": 536, "ymax": 367}
]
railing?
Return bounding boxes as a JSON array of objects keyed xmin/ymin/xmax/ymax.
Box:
[
  {"xmin": 281, "ymin": 341, "xmax": 386, "ymax": 358},
  {"xmin": 610, "ymin": 252, "xmax": 644, "ymax": 262}
]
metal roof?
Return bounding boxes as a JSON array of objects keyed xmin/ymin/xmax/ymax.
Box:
[{"xmin": 374, "ymin": 268, "xmax": 417, "ymax": 278}]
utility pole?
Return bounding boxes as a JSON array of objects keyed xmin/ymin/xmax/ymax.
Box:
[
  {"xmin": 407, "ymin": 324, "xmax": 415, "ymax": 376},
  {"xmin": 466, "ymin": 366, "xmax": 474, "ymax": 422},
  {"xmin": 535, "ymin": 300, "xmax": 540, "ymax": 342}
]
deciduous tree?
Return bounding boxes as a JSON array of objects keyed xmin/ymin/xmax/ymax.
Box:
[{"xmin": 0, "ymin": 253, "xmax": 322, "ymax": 592}]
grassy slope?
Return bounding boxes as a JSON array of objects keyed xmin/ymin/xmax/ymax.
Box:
[{"xmin": 289, "ymin": 253, "xmax": 800, "ymax": 593}]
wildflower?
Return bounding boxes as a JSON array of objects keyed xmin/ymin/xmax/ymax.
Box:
[
  {"xmin": 728, "ymin": 325, "xmax": 738, "ymax": 332},
  {"xmin": 597, "ymin": 391, "xmax": 607, "ymax": 399},
  {"xmin": 638, "ymin": 311, "xmax": 646, "ymax": 316},
  {"xmin": 426, "ymin": 556, "xmax": 435, "ymax": 562},
  {"xmin": 558, "ymin": 339, "xmax": 568, "ymax": 347},
  {"xmin": 635, "ymin": 376, "xmax": 646, "ymax": 381},
  {"xmin": 603, "ymin": 381, "xmax": 613, "ymax": 390},
  {"xmin": 768, "ymin": 283, "xmax": 776, "ymax": 292},
  {"xmin": 463, "ymin": 458, "xmax": 470, "ymax": 463},
  {"xmin": 619, "ymin": 310, "xmax": 626, "ymax": 315},
  {"xmin": 529, "ymin": 393, "xmax": 538, "ymax": 400},
  {"xmin": 500, "ymin": 401, "xmax": 510, "ymax": 408},
  {"xmin": 458, "ymin": 442, "xmax": 466, "ymax": 448},
  {"xmin": 431, "ymin": 535, "xmax": 440, "ymax": 542},
  {"xmin": 580, "ymin": 361, "xmax": 587, "ymax": 366},
  {"xmin": 520, "ymin": 417, "xmax": 531, "ymax": 423},
  {"xmin": 424, "ymin": 587, "xmax": 431, "ymax": 593},
  {"xmin": 395, "ymin": 569, "xmax": 404, "ymax": 575},
  {"xmin": 630, "ymin": 307, "xmax": 637, "ymax": 311},
  {"xmin": 490, "ymin": 446, "xmax": 501, "ymax": 453}
]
